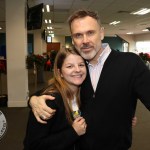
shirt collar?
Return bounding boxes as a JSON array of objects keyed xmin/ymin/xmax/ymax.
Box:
[{"xmin": 87, "ymin": 43, "xmax": 111, "ymax": 66}]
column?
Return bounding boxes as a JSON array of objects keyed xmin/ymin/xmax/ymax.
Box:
[{"xmin": 6, "ymin": 0, "xmax": 28, "ymax": 107}]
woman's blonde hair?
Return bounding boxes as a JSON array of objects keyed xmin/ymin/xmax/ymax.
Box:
[{"xmin": 43, "ymin": 48, "xmax": 83, "ymax": 124}]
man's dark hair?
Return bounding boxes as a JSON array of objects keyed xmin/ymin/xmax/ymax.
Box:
[{"xmin": 67, "ymin": 9, "xmax": 101, "ymax": 27}]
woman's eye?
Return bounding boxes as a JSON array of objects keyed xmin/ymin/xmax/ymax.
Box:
[
  {"xmin": 79, "ymin": 63, "xmax": 85, "ymax": 67},
  {"xmin": 66, "ymin": 65, "xmax": 72, "ymax": 68}
]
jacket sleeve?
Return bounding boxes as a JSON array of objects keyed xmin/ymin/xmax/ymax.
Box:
[
  {"xmin": 133, "ymin": 56, "xmax": 150, "ymax": 110},
  {"xmin": 24, "ymin": 100, "xmax": 79, "ymax": 150}
]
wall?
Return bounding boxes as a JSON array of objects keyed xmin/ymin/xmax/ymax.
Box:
[
  {"xmin": 52, "ymin": 35, "xmax": 65, "ymax": 49},
  {"xmin": 134, "ymin": 32, "xmax": 150, "ymax": 41},
  {"xmin": 117, "ymin": 34, "xmax": 136, "ymax": 52}
]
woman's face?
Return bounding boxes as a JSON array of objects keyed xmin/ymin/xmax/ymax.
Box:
[{"xmin": 60, "ymin": 54, "xmax": 86, "ymax": 92}]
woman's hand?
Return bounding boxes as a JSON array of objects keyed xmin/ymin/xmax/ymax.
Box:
[
  {"xmin": 29, "ymin": 95, "xmax": 56, "ymax": 124},
  {"xmin": 132, "ymin": 116, "xmax": 137, "ymax": 127},
  {"xmin": 72, "ymin": 117, "xmax": 87, "ymax": 136}
]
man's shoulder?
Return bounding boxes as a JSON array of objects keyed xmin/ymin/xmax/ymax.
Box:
[{"xmin": 112, "ymin": 50, "xmax": 140, "ymax": 60}]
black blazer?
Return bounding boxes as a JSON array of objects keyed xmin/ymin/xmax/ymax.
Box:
[
  {"xmin": 24, "ymin": 93, "xmax": 79, "ymax": 150},
  {"xmin": 77, "ymin": 50, "xmax": 150, "ymax": 150}
]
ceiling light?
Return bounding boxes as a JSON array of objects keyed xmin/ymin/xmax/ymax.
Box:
[
  {"xmin": 109, "ymin": 21, "xmax": 120, "ymax": 25},
  {"xmin": 49, "ymin": 19, "xmax": 51, "ymax": 23},
  {"xmin": 45, "ymin": 19, "xmax": 51, "ymax": 24},
  {"xmin": 47, "ymin": 26, "xmax": 53, "ymax": 29},
  {"xmin": 48, "ymin": 31, "xmax": 53, "ymax": 33},
  {"xmin": 45, "ymin": 19, "xmax": 48, "ymax": 23},
  {"xmin": 46, "ymin": 5, "xmax": 50, "ymax": 12},
  {"xmin": 0, "ymin": 27, "xmax": 2, "ymax": 30},
  {"xmin": 131, "ymin": 8, "xmax": 150, "ymax": 15},
  {"xmin": 142, "ymin": 29, "xmax": 149, "ymax": 32},
  {"xmin": 126, "ymin": 32, "xmax": 133, "ymax": 34}
]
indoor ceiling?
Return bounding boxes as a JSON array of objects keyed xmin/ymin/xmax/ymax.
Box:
[{"xmin": 1, "ymin": 0, "xmax": 150, "ymax": 36}]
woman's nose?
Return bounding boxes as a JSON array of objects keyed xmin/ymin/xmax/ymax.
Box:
[{"xmin": 75, "ymin": 66, "xmax": 80, "ymax": 72}]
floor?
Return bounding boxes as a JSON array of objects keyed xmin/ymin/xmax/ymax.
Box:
[{"xmin": 0, "ymin": 70, "xmax": 150, "ymax": 150}]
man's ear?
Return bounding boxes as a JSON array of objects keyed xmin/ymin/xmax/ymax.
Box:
[
  {"xmin": 72, "ymin": 40, "xmax": 74, "ymax": 45},
  {"xmin": 100, "ymin": 27, "xmax": 104, "ymax": 40}
]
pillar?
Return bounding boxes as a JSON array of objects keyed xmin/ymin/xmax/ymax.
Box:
[{"xmin": 6, "ymin": 0, "xmax": 28, "ymax": 107}]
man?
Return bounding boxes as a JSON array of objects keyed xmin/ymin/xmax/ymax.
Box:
[{"xmin": 29, "ymin": 10, "xmax": 150, "ymax": 150}]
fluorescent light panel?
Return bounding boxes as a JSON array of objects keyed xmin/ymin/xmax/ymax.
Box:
[
  {"xmin": 142, "ymin": 29, "xmax": 149, "ymax": 32},
  {"xmin": 47, "ymin": 26, "xmax": 53, "ymax": 29},
  {"xmin": 48, "ymin": 31, "xmax": 53, "ymax": 33},
  {"xmin": 131, "ymin": 8, "xmax": 150, "ymax": 15},
  {"xmin": 45, "ymin": 19, "xmax": 48, "ymax": 23},
  {"xmin": 46, "ymin": 5, "xmax": 50, "ymax": 12},
  {"xmin": 109, "ymin": 21, "xmax": 120, "ymax": 25},
  {"xmin": 49, "ymin": 19, "xmax": 51, "ymax": 23},
  {"xmin": 45, "ymin": 19, "xmax": 51, "ymax": 24},
  {"xmin": 126, "ymin": 32, "xmax": 133, "ymax": 34}
]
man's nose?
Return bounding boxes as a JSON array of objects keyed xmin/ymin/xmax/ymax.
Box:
[{"xmin": 82, "ymin": 35, "xmax": 89, "ymax": 43}]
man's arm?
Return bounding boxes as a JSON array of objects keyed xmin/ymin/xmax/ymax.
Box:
[
  {"xmin": 29, "ymin": 95, "xmax": 137, "ymax": 126},
  {"xmin": 29, "ymin": 95, "xmax": 56, "ymax": 124}
]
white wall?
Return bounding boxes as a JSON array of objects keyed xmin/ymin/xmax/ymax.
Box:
[{"xmin": 134, "ymin": 32, "xmax": 150, "ymax": 41}]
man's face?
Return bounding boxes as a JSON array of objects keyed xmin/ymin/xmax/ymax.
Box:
[{"xmin": 71, "ymin": 16, "xmax": 104, "ymax": 62}]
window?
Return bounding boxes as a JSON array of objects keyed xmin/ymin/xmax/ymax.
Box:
[
  {"xmin": 136, "ymin": 41, "xmax": 150, "ymax": 53},
  {"xmin": 46, "ymin": 36, "xmax": 52, "ymax": 43}
]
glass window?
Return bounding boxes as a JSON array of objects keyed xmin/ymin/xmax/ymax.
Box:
[{"xmin": 136, "ymin": 41, "xmax": 150, "ymax": 53}]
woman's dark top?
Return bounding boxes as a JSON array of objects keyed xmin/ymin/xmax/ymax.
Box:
[{"xmin": 24, "ymin": 92, "xmax": 79, "ymax": 150}]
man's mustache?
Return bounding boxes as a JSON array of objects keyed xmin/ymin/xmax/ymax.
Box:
[{"xmin": 81, "ymin": 44, "xmax": 92, "ymax": 49}]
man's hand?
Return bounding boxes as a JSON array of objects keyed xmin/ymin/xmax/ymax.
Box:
[{"xmin": 29, "ymin": 95, "xmax": 56, "ymax": 124}]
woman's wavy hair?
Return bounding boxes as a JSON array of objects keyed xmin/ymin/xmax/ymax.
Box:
[{"xmin": 43, "ymin": 47, "xmax": 83, "ymax": 124}]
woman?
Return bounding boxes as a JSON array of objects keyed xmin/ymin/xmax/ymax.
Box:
[{"xmin": 24, "ymin": 48, "xmax": 87, "ymax": 150}]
